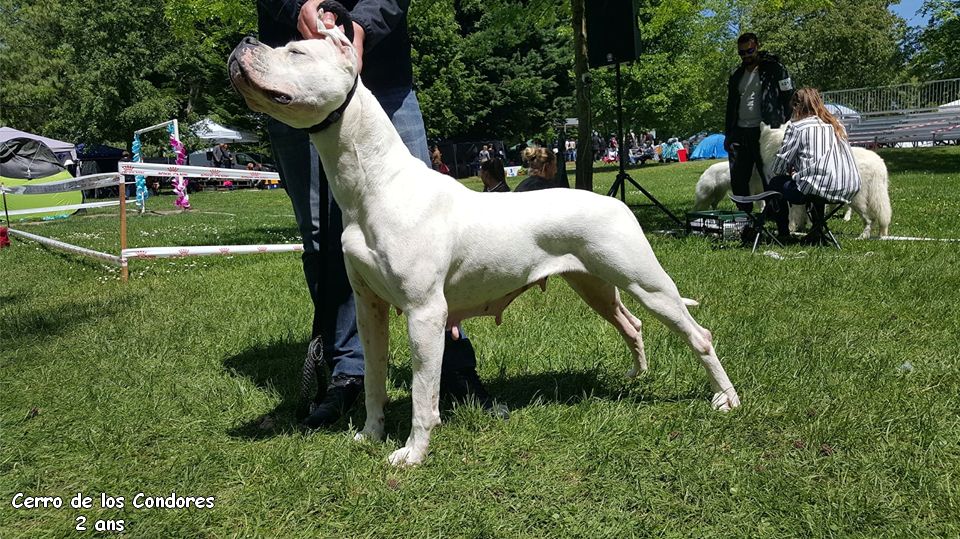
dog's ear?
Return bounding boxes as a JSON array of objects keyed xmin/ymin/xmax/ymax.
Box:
[{"xmin": 321, "ymin": 26, "xmax": 357, "ymax": 66}]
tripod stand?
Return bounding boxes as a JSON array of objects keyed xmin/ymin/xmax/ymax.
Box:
[{"xmin": 605, "ymin": 62, "xmax": 683, "ymax": 228}]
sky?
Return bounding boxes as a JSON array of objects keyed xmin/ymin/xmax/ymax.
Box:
[{"xmin": 889, "ymin": 0, "xmax": 926, "ymax": 27}]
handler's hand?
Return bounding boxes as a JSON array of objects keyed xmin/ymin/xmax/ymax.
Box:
[{"xmin": 297, "ymin": 0, "xmax": 366, "ymax": 72}]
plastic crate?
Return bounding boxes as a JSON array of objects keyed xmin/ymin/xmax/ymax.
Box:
[{"xmin": 687, "ymin": 210, "xmax": 750, "ymax": 240}]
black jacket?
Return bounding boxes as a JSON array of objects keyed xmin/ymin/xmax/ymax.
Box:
[
  {"xmin": 725, "ymin": 52, "xmax": 794, "ymax": 137},
  {"xmin": 514, "ymin": 175, "xmax": 570, "ymax": 193},
  {"xmin": 257, "ymin": 0, "xmax": 413, "ymax": 93}
]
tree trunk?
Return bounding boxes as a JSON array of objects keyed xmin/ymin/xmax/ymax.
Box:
[{"xmin": 572, "ymin": 0, "xmax": 592, "ymax": 191}]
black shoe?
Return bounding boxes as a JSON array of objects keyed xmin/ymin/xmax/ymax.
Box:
[
  {"xmin": 300, "ymin": 375, "xmax": 363, "ymax": 429},
  {"xmin": 440, "ymin": 367, "xmax": 509, "ymax": 419}
]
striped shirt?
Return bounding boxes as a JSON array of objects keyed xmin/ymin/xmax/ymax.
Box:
[{"xmin": 772, "ymin": 117, "xmax": 861, "ymax": 203}]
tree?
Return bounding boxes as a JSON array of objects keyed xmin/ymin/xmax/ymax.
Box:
[
  {"xmin": 906, "ymin": 0, "xmax": 960, "ymax": 80},
  {"xmin": 0, "ymin": 0, "xmax": 255, "ymax": 150},
  {"xmin": 409, "ymin": 0, "xmax": 574, "ymax": 144},
  {"xmin": 749, "ymin": 0, "xmax": 906, "ymax": 91}
]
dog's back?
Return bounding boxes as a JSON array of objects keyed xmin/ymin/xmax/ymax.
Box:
[{"xmin": 693, "ymin": 162, "xmax": 731, "ymax": 211}]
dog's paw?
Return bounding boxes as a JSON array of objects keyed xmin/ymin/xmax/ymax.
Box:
[
  {"xmin": 625, "ymin": 363, "xmax": 648, "ymax": 378},
  {"xmin": 388, "ymin": 446, "xmax": 426, "ymax": 467},
  {"xmin": 711, "ymin": 389, "xmax": 741, "ymax": 412},
  {"xmin": 354, "ymin": 425, "xmax": 385, "ymax": 443}
]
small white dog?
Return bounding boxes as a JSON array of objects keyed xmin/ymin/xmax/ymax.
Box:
[{"xmin": 229, "ymin": 31, "xmax": 740, "ymax": 466}]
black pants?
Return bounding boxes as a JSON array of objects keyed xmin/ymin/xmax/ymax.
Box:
[
  {"xmin": 727, "ymin": 126, "xmax": 765, "ymax": 211},
  {"xmin": 729, "ymin": 126, "xmax": 788, "ymax": 234},
  {"xmin": 769, "ymin": 175, "xmax": 827, "ymax": 234}
]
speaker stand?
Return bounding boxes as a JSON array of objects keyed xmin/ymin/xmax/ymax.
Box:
[{"xmin": 605, "ymin": 62, "xmax": 683, "ymax": 228}]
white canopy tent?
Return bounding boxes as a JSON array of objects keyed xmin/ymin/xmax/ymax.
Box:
[
  {"xmin": 190, "ymin": 118, "xmax": 258, "ymax": 143},
  {"xmin": 939, "ymin": 99, "xmax": 960, "ymax": 110},
  {"xmin": 825, "ymin": 103, "xmax": 860, "ymax": 119},
  {"xmin": 0, "ymin": 126, "xmax": 77, "ymax": 161}
]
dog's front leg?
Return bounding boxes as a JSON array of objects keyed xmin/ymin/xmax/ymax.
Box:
[
  {"xmin": 352, "ymin": 284, "xmax": 389, "ymax": 443},
  {"xmin": 388, "ymin": 302, "xmax": 446, "ymax": 467}
]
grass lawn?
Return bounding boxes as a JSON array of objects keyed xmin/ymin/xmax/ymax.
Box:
[{"xmin": 2, "ymin": 147, "xmax": 959, "ymax": 537}]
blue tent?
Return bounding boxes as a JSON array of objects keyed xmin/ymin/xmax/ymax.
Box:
[{"xmin": 690, "ymin": 133, "xmax": 728, "ymax": 160}]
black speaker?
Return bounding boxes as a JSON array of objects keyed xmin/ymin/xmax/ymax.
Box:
[{"xmin": 586, "ymin": 0, "xmax": 641, "ymax": 69}]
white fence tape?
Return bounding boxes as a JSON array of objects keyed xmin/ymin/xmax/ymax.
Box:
[
  {"xmin": 118, "ymin": 162, "xmax": 280, "ymax": 181},
  {"xmin": 122, "ymin": 243, "xmax": 303, "ymax": 259},
  {"xmin": 0, "ymin": 173, "xmax": 122, "ymax": 195},
  {"xmin": 8, "ymin": 228, "xmax": 123, "ymax": 266},
  {"xmin": 5, "ymin": 199, "xmax": 136, "ymax": 217},
  {"xmin": 880, "ymin": 235, "xmax": 960, "ymax": 242}
]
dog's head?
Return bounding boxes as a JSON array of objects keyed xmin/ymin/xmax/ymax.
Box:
[{"xmin": 228, "ymin": 31, "xmax": 358, "ymax": 129}]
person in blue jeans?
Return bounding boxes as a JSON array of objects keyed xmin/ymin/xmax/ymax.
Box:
[{"xmin": 258, "ymin": 0, "xmax": 505, "ymax": 428}]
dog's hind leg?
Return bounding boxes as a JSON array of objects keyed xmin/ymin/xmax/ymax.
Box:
[
  {"xmin": 389, "ymin": 300, "xmax": 446, "ymax": 467},
  {"xmin": 562, "ymin": 273, "xmax": 647, "ymax": 377},
  {"xmin": 608, "ymin": 268, "xmax": 740, "ymax": 411},
  {"xmin": 351, "ymin": 282, "xmax": 390, "ymax": 444},
  {"xmin": 624, "ymin": 282, "xmax": 740, "ymax": 411}
]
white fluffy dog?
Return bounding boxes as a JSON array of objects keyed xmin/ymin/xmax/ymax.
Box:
[
  {"xmin": 759, "ymin": 124, "xmax": 891, "ymax": 238},
  {"xmin": 229, "ymin": 31, "xmax": 740, "ymax": 467},
  {"xmin": 692, "ymin": 161, "xmax": 761, "ymax": 211}
]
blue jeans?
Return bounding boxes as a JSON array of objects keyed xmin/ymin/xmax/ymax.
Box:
[{"xmin": 267, "ymin": 87, "xmax": 473, "ymax": 379}]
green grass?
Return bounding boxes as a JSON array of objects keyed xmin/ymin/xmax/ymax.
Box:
[{"xmin": 2, "ymin": 148, "xmax": 959, "ymax": 537}]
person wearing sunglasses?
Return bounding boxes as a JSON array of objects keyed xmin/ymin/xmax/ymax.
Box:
[{"xmin": 723, "ymin": 32, "xmax": 795, "ymax": 225}]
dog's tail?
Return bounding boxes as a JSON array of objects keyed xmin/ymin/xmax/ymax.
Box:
[{"xmin": 682, "ymin": 298, "xmax": 700, "ymax": 307}]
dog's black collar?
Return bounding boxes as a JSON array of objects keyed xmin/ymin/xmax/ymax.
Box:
[{"xmin": 306, "ymin": 76, "xmax": 360, "ymax": 133}]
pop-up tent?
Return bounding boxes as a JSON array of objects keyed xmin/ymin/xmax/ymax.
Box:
[
  {"xmin": 190, "ymin": 118, "xmax": 258, "ymax": 143},
  {"xmin": 0, "ymin": 126, "xmax": 77, "ymax": 161},
  {"xmin": 0, "ymin": 137, "xmax": 80, "ymax": 219},
  {"xmin": 690, "ymin": 133, "xmax": 728, "ymax": 160}
]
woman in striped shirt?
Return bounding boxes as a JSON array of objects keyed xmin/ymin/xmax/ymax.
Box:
[{"xmin": 769, "ymin": 87, "xmax": 861, "ymax": 239}]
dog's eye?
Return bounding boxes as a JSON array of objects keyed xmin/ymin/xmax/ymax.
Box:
[{"xmin": 290, "ymin": 49, "xmax": 305, "ymax": 56}]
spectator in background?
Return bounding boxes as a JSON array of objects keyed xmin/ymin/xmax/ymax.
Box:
[
  {"xmin": 479, "ymin": 157, "xmax": 510, "ymax": 192},
  {"xmin": 514, "ymin": 146, "xmax": 568, "ymax": 192},
  {"xmin": 212, "ymin": 143, "xmax": 233, "ymax": 169},
  {"xmin": 431, "ymin": 144, "xmax": 446, "ymax": 173},
  {"xmin": 661, "ymin": 138, "xmax": 683, "ymax": 162},
  {"xmin": 565, "ymin": 138, "xmax": 576, "ymax": 162},
  {"xmin": 478, "ymin": 144, "xmax": 491, "ymax": 164}
]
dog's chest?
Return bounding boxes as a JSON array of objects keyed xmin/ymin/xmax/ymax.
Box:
[{"xmin": 340, "ymin": 222, "xmax": 429, "ymax": 305}]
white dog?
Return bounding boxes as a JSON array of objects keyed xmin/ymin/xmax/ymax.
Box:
[
  {"xmin": 759, "ymin": 124, "xmax": 891, "ymax": 238},
  {"xmin": 229, "ymin": 31, "xmax": 740, "ymax": 466},
  {"xmin": 692, "ymin": 161, "xmax": 762, "ymax": 211}
]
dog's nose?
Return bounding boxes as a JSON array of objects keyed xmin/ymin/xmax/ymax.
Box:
[{"xmin": 241, "ymin": 36, "xmax": 260, "ymax": 47}]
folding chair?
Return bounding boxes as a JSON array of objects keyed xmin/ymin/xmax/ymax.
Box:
[
  {"xmin": 801, "ymin": 197, "xmax": 844, "ymax": 249},
  {"xmin": 728, "ymin": 191, "xmax": 785, "ymax": 253}
]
